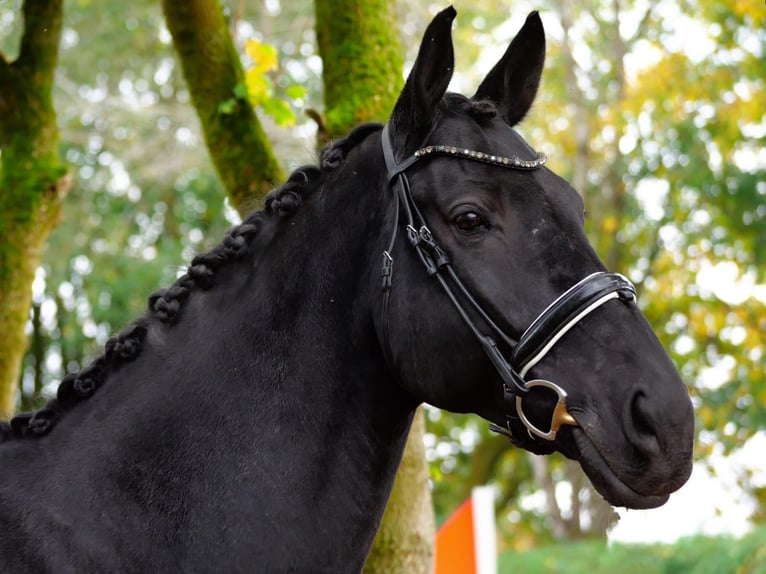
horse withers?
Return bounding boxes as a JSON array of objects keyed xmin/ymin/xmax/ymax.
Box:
[{"xmin": 0, "ymin": 7, "xmax": 694, "ymax": 572}]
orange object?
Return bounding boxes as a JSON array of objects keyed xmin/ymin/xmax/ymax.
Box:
[
  {"xmin": 434, "ymin": 498, "xmax": 477, "ymax": 574},
  {"xmin": 435, "ymin": 487, "xmax": 497, "ymax": 574}
]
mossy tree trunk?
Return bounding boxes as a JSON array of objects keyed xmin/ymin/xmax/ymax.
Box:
[
  {"xmin": 364, "ymin": 409, "xmax": 435, "ymax": 573},
  {"xmin": 314, "ymin": 0, "xmax": 406, "ymax": 142},
  {"xmin": 315, "ymin": 2, "xmax": 435, "ymax": 572},
  {"xmin": 0, "ymin": 0, "xmax": 71, "ymax": 419},
  {"xmin": 161, "ymin": 0, "xmax": 285, "ymax": 216}
]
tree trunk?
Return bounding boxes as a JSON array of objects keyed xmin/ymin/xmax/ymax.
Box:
[
  {"xmin": 315, "ymin": 1, "xmax": 435, "ymax": 571},
  {"xmin": 0, "ymin": 0, "xmax": 71, "ymax": 419},
  {"xmin": 365, "ymin": 409, "xmax": 435, "ymax": 573},
  {"xmin": 528, "ymin": 454, "xmax": 569, "ymax": 540},
  {"xmin": 161, "ymin": 0, "xmax": 285, "ymax": 215},
  {"xmin": 314, "ymin": 0, "xmax": 405, "ymax": 143}
]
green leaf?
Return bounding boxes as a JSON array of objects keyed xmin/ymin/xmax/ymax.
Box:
[
  {"xmin": 217, "ymin": 98, "xmax": 237, "ymax": 115},
  {"xmin": 233, "ymin": 82, "xmax": 249, "ymax": 100},
  {"xmin": 260, "ymin": 97, "xmax": 295, "ymax": 127},
  {"xmin": 285, "ymin": 84, "xmax": 307, "ymax": 100}
]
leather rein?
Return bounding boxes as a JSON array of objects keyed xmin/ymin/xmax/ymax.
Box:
[{"xmin": 379, "ymin": 125, "xmax": 637, "ymax": 447}]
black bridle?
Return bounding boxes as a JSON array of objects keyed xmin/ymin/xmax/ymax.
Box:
[{"xmin": 380, "ymin": 125, "xmax": 637, "ymax": 447}]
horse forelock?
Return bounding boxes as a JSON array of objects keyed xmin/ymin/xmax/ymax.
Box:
[
  {"xmin": 2, "ymin": 132, "xmax": 390, "ymax": 443},
  {"xmin": 441, "ymin": 93, "xmax": 499, "ymax": 123}
]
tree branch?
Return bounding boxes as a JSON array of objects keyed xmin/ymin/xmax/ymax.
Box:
[
  {"xmin": 16, "ymin": 0, "xmax": 63, "ymax": 84},
  {"xmin": 555, "ymin": 1, "xmax": 589, "ymax": 195},
  {"xmin": 0, "ymin": 0, "xmax": 70, "ymax": 418},
  {"xmin": 628, "ymin": 0, "xmax": 660, "ymax": 45},
  {"xmin": 528, "ymin": 453, "xmax": 567, "ymax": 540},
  {"xmin": 162, "ymin": 0, "xmax": 284, "ymax": 215}
]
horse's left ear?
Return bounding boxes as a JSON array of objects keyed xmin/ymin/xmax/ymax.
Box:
[
  {"xmin": 472, "ymin": 11, "xmax": 545, "ymax": 126},
  {"xmin": 387, "ymin": 6, "xmax": 456, "ymax": 158}
]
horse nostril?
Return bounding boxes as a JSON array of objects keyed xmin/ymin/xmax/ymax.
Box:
[
  {"xmin": 632, "ymin": 393, "xmax": 653, "ymax": 434},
  {"xmin": 626, "ymin": 391, "xmax": 660, "ymax": 456}
]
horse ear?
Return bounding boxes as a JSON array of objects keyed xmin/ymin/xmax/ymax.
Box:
[
  {"xmin": 472, "ymin": 11, "xmax": 545, "ymax": 126},
  {"xmin": 387, "ymin": 6, "xmax": 456, "ymax": 157}
]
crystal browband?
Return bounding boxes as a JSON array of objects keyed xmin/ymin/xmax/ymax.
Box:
[{"xmin": 413, "ymin": 145, "xmax": 547, "ymax": 170}]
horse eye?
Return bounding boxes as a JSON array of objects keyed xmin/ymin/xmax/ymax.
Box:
[{"xmin": 454, "ymin": 212, "xmax": 485, "ymax": 232}]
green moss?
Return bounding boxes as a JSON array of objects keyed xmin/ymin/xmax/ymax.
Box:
[
  {"xmin": 315, "ymin": 0, "xmax": 404, "ymax": 136},
  {"xmin": 0, "ymin": 0, "xmax": 70, "ymax": 418},
  {"xmin": 315, "ymin": 4, "xmax": 433, "ymax": 571},
  {"xmin": 0, "ymin": 147, "xmax": 71, "ymax": 417}
]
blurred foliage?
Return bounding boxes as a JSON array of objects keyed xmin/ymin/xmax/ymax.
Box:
[
  {"xmin": 500, "ymin": 523, "xmax": 766, "ymax": 573},
  {"xmin": 242, "ymin": 38, "xmax": 306, "ymax": 126},
  {"xmin": 1, "ymin": 0, "xmax": 764, "ymax": 549}
]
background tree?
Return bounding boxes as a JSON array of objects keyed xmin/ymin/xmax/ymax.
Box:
[
  {"xmin": 313, "ymin": 2, "xmax": 436, "ymax": 571},
  {"xmin": 162, "ymin": 0, "xmax": 284, "ymax": 214},
  {"xmin": 4, "ymin": 0, "xmax": 240, "ymax": 417},
  {"xmin": 1, "ymin": 2, "xmax": 435, "ymax": 568},
  {"xmin": 0, "ymin": 0, "xmax": 71, "ymax": 419},
  {"xmin": 161, "ymin": 1, "xmax": 434, "ymax": 570}
]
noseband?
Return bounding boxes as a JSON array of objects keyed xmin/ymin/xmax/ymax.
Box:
[{"xmin": 380, "ymin": 125, "xmax": 637, "ymax": 447}]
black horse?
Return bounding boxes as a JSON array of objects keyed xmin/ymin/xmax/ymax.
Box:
[{"xmin": 0, "ymin": 8, "xmax": 693, "ymax": 572}]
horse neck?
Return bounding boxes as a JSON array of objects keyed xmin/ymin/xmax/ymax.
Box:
[
  {"xmin": 164, "ymin": 169, "xmax": 418, "ymax": 564},
  {"xmin": 238, "ymin": 161, "xmax": 417, "ymax": 505}
]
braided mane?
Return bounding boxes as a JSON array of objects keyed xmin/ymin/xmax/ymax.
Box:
[{"xmin": 0, "ymin": 123, "xmax": 383, "ymax": 443}]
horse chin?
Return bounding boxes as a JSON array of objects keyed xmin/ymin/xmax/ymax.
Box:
[{"xmin": 571, "ymin": 428, "xmax": 670, "ymax": 510}]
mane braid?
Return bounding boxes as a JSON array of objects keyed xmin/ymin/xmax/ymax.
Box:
[
  {"xmin": 0, "ymin": 165, "xmax": 323, "ymax": 443},
  {"xmin": 321, "ymin": 123, "xmax": 383, "ymax": 171}
]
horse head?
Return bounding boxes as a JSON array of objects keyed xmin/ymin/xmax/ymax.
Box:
[{"xmin": 378, "ymin": 7, "xmax": 694, "ymax": 509}]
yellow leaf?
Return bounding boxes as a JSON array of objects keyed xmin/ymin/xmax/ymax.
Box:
[
  {"xmin": 245, "ymin": 39, "xmax": 278, "ymax": 73},
  {"xmin": 244, "ymin": 70, "xmax": 269, "ymax": 103},
  {"xmin": 698, "ymin": 405, "xmax": 715, "ymax": 428},
  {"xmin": 733, "ymin": 0, "xmax": 766, "ymax": 19}
]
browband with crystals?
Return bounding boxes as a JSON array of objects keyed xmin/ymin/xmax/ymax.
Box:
[{"xmin": 413, "ymin": 145, "xmax": 547, "ymax": 170}]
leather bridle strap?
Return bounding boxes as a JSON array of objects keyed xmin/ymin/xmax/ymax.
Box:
[
  {"xmin": 511, "ymin": 272, "xmax": 636, "ymax": 378},
  {"xmin": 379, "ymin": 125, "xmax": 637, "ymax": 445},
  {"xmin": 381, "ymin": 127, "xmax": 527, "ymax": 395},
  {"xmin": 505, "ymin": 272, "xmax": 636, "ymax": 443}
]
